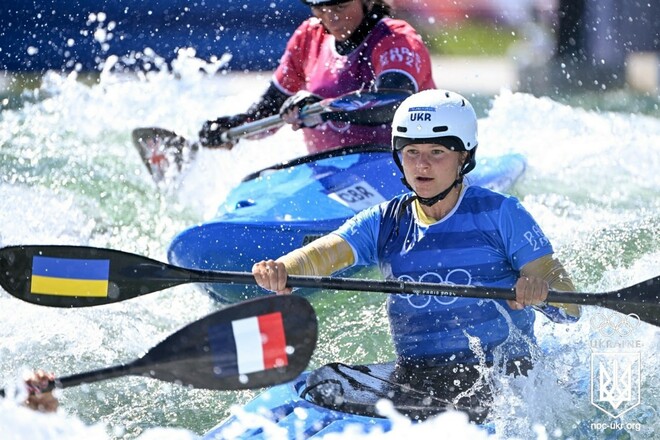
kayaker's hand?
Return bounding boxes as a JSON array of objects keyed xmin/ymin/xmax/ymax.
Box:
[
  {"xmin": 252, "ymin": 260, "xmax": 291, "ymax": 294},
  {"xmin": 279, "ymin": 91, "xmax": 323, "ymax": 131},
  {"xmin": 199, "ymin": 114, "xmax": 250, "ymax": 149},
  {"xmin": 508, "ymin": 276, "xmax": 549, "ymax": 310},
  {"xmin": 24, "ymin": 370, "xmax": 58, "ymax": 413}
]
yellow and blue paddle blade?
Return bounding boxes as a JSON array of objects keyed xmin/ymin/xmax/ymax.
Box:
[{"xmin": 0, "ymin": 245, "xmax": 196, "ymax": 307}]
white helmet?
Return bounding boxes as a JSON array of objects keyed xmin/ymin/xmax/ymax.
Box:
[
  {"xmin": 390, "ymin": 90, "xmax": 479, "ymax": 206},
  {"xmin": 392, "ymin": 89, "xmax": 478, "ymax": 154}
]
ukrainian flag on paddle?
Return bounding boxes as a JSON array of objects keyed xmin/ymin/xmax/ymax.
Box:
[
  {"xmin": 30, "ymin": 256, "xmax": 110, "ymax": 297},
  {"xmin": 209, "ymin": 312, "xmax": 289, "ymax": 376}
]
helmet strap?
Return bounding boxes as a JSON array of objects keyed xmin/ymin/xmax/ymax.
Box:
[{"xmin": 403, "ymin": 176, "xmax": 464, "ymax": 207}]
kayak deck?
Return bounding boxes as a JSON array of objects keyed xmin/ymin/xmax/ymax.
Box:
[
  {"xmin": 203, "ymin": 362, "xmax": 497, "ymax": 439},
  {"xmin": 204, "ymin": 373, "xmax": 393, "ymax": 439}
]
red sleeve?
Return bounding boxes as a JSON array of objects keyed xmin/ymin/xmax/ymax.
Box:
[
  {"xmin": 273, "ymin": 20, "xmax": 312, "ymax": 94},
  {"xmin": 370, "ymin": 22, "xmax": 435, "ymax": 91}
]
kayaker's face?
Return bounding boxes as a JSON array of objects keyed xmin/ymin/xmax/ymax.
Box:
[
  {"xmin": 311, "ymin": 0, "xmax": 364, "ymax": 42},
  {"xmin": 400, "ymin": 144, "xmax": 466, "ymax": 198}
]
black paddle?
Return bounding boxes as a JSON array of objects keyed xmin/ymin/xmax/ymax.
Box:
[
  {"xmin": 1, "ymin": 245, "xmax": 658, "ymax": 327},
  {"xmin": 132, "ymin": 89, "xmax": 410, "ymax": 183},
  {"xmin": 0, "ymin": 294, "xmax": 317, "ymax": 397}
]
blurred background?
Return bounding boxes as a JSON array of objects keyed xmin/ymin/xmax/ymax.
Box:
[{"xmin": 1, "ymin": 0, "xmax": 658, "ymax": 99}]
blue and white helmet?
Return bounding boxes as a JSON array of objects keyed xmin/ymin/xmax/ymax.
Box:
[{"xmin": 392, "ymin": 89, "xmax": 478, "ymax": 157}]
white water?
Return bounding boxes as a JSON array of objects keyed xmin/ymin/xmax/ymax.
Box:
[{"xmin": 0, "ymin": 50, "xmax": 659, "ymax": 439}]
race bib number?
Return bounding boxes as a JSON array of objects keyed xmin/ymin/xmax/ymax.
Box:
[{"xmin": 328, "ymin": 182, "xmax": 387, "ymax": 211}]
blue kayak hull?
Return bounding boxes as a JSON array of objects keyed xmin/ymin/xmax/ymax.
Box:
[
  {"xmin": 203, "ymin": 373, "xmax": 393, "ymax": 439},
  {"xmin": 167, "ymin": 145, "xmax": 526, "ymax": 303}
]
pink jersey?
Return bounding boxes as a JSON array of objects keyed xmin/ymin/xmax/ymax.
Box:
[{"xmin": 273, "ymin": 17, "xmax": 436, "ymax": 154}]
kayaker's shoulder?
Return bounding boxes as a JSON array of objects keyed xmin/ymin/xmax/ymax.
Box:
[
  {"xmin": 461, "ymin": 185, "xmax": 521, "ymax": 211},
  {"xmin": 464, "ymin": 185, "xmax": 518, "ymax": 201}
]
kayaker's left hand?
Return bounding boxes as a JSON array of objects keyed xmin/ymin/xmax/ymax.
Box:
[
  {"xmin": 199, "ymin": 114, "xmax": 250, "ymax": 149},
  {"xmin": 252, "ymin": 260, "xmax": 292, "ymax": 294},
  {"xmin": 508, "ymin": 276, "xmax": 548, "ymax": 310}
]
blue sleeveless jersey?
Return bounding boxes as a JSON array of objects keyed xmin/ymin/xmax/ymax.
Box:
[{"xmin": 334, "ymin": 186, "xmax": 554, "ymax": 365}]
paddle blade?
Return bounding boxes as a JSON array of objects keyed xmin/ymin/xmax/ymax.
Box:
[
  {"xmin": 0, "ymin": 295, "xmax": 317, "ymax": 397},
  {"xmin": 601, "ymin": 276, "xmax": 660, "ymax": 327},
  {"xmin": 129, "ymin": 295, "xmax": 317, "ymax": 390},
  {"xmin": 0, "ymin": 245, "xmax": 193, "ymax": 307},
  {"xmin": 320, "ymin": 89, "xmax": 411, "ymax": 113},
  {"xmin": 132, "ymin": 127, "xmax": 199, "ymax": 183}
]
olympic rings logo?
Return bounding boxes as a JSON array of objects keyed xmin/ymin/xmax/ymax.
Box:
[
  {"xmin": 397, "ymin": 269, "xmax": 472, "ymax": 308},
  {"xmin": 589, "ymin": 311, "xmax": 641, "ymax": 338}
]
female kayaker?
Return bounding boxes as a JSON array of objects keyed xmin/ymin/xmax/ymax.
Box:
[
  {"xmin": 199, "ymin": 0, "xmax": 435, "ymax": 154},
  {"xmin": 252, "ymin": 89, "xmax": 581, "ymax": 420}
]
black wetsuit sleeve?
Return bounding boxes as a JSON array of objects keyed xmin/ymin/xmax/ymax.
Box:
[
  {"xmin": 245, "ymin": 82, "xmax": 290, "ymax": 120},
  {"xmin": 322, "ymin": 72, "xmax": 415, "ymax": 126}
]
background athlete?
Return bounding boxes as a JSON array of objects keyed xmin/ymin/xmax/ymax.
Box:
[{"xmin": 199, "ymin": 0, "xmax": 435, "ymax": 154}]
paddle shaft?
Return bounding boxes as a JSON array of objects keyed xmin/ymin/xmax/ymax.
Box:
[
  {"xmin": 188, "ymin": 269, "xmax": 659, "ymax": 327},
  {"xmin": 220, "ymin": 89, "xmax": 409, "ymax": 143},
  {"xmin": 221, "ymin": 105, "xmax": 322, "ymax": 143},
  {"xmin": 184, "ymin": 268, "xmax": 623, "ymax": 306}
]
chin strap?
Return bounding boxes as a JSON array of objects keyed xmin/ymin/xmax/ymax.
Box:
[{"xmin": 399, "ymin": 176, "xmax": 464, "ymax": 207}]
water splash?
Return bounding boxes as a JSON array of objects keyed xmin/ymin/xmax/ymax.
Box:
[{"xmin": 0, "ymin": 50, "xmax": 658, "ymax": 439}]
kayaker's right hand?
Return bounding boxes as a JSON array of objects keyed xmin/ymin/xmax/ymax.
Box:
[
  {"xmin": 252, "ymin": 260, "xmax": 292, "ymax": 295},
  {"xmin": 199, "ymin": 114, "xmax": 250, "ymax": 149},
  {"xmin": 279, "ymin": 91, "xmax": 323, "ymax": 131}
]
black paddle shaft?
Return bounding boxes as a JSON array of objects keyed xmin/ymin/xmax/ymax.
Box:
[
  {"xmin": 0, "ymin": 294, "xmax": 317, "ymax": 397},
  {"xmin": 0, "ymin": 245, "xmax": 657, "ymax": 326}
]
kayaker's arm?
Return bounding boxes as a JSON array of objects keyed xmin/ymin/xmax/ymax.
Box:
[
  {"xmin": 253, "ymin": 234, "xmax": 353, "ymax": 294},
  {"xmin": 521, "ymin": 255, "xmax": 581, "ymax": 323},
  {"xmin": 199, "ymin": 83, "xmax": 288, "ymax": 148},
  {"xmin": 278, "ymin": 234, "xmax": 355, "ymax": 277},
  {"xmin": 245, "ymin": 83, "xmax": 290, "ymax": 120}
]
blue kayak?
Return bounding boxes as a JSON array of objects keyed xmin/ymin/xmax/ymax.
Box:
[
  {"xmin": 202, "ymin": 362, "xmax": 496, "ymax": 439},
  {"xmin": 167, "ymin": 144, "xmax": 526, "ymax": 303}
]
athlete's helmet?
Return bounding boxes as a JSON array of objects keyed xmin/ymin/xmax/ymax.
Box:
[
  {"xmin": 300, "ymin": 0, "xmax": 354, "ymax": 6},
  {"xmin": 392, "ymin": 89, "xmax": 477, "ymax": 152},
  {"xmin": 391, "ymin": 89, "xmax": 478, "ymax": 176}
]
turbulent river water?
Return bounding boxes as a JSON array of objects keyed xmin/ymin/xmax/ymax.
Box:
[{"xmin": 0, "ymin": 52, "xmax": 659, "ymax": 439}]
